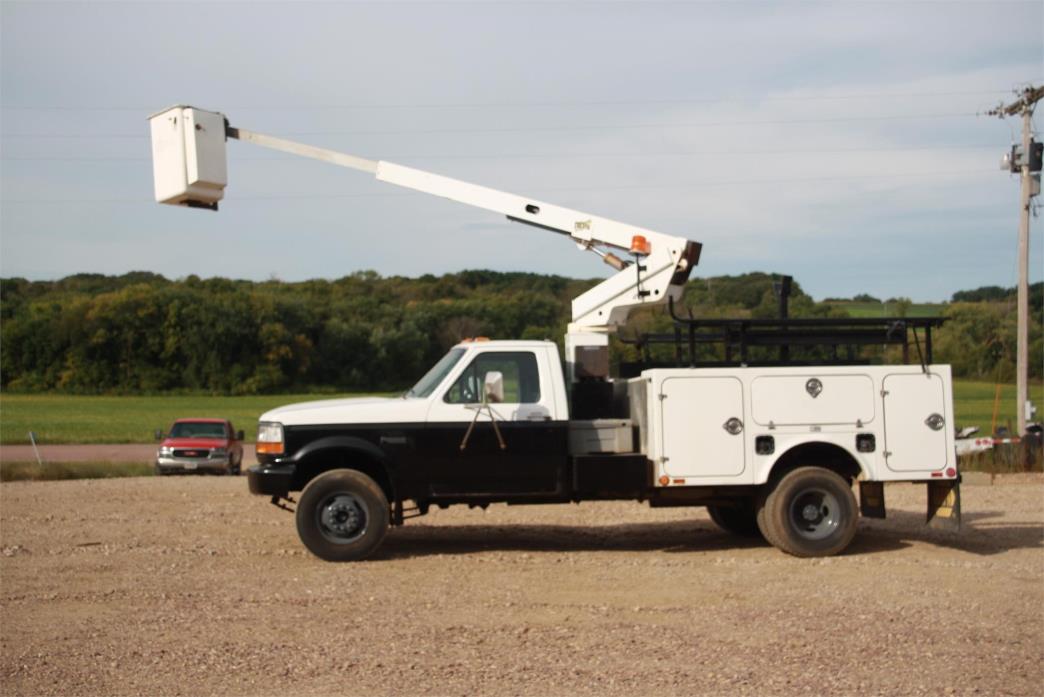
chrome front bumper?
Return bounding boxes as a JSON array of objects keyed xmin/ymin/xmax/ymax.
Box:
[{"xmin": 155, "ymin": 455, "xmax": 232, "ymax": 473}]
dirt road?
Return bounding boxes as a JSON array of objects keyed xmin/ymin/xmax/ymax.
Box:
[
  {"xmin": 0, "ymin": 443, "xmax": 260, "ymax": 467},
  {"xmin": 2, "ymin": 475, "xmax": 1042, "ymax": 696}
]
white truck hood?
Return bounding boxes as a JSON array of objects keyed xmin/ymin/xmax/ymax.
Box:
[{"xmin": 259, "ymin": 396, "xmax": 431, "ymax": 426}]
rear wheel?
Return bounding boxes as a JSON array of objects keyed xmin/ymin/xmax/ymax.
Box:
[
  {"xmin": 295, "ymin": 469, "xmax": 389, "ymax": 562},
  {"xmin": 707, "ymin": 501, "xmax": 762, "ymax": 537},
  {"xmin": 759, "ymin": 467, "xmax": 858, "ymax": 557},
  {"xmin": 755, "ymin": 493, "xmax": 781, "ymax": 549}
]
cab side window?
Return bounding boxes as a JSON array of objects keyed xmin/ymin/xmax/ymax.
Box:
[{"xmin": 443, "ymin": 352, "xmax": 541, "ymax": 404}]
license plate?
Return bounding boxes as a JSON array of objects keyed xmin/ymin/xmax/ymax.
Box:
[{"xmin": 183, "ymin": 463, "xmax": 197, "ymax": 470}]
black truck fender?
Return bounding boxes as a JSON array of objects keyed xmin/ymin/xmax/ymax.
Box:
[{"xmin": 288, "ymin": 436, "xmax": 398, "ymax": 503}]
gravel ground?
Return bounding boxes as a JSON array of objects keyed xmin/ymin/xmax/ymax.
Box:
[{"xmin": 1, "ymin": 474, "xmax": 1042, "ymax": 696}]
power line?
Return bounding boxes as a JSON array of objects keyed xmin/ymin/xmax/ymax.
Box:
[
  {"xmin": 0, "ymin": 111, "xmax": 979, "ymax": 140},
  {"xmin": 8, "ymin": 0, "xmax": 1040, "ymax": 4},
  {"xmin": 0, "ymin": 91, "xmax": 1010, "ymax": 112},
  {"xmin": 986, "ymin": 85, "xmax": 1044, "ymax": 118},
  {"xmin": 0, "ymin": 144, "xmax": 1001, "ymax": 163},
  {"xmin": 0, "ymin": 168, "xmax": 997, "ymax": 204}
]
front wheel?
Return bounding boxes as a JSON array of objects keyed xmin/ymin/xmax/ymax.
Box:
[
  {"xmin": 295, "ymin": 469, "xmax": 389, "ymax": 562},
  {"xmin": 758, "ymin": 467, "xmax": 858, "ymax": 557}
]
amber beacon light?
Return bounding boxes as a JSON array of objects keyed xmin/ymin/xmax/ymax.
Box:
[{"xmin": 629, "ymin": 235, "xmax": 651, "ymax": 256}]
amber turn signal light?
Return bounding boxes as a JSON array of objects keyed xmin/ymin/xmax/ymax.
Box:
[{"xmin": 256, "ymin": 442, "xmax": 284, "ymax": 456}]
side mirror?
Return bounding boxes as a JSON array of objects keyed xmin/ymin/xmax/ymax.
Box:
[
  {"xmin": 154, "ymin": 429, "xmax": 165, "ymax": 441},
  {"xmin": 236, "ymin": 430, "xmax": 245, "ymax": 441},
  {"xmin": 484, "ymin": 371, "xmax": 504, "ymax": 404}
]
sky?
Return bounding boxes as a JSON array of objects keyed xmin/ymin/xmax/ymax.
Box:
[{"xmin": 1, "ymin": 0, "xmax": 1042, "ymax": 302}]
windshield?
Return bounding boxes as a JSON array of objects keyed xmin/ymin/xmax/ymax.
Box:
[
  {"xmin": 169, "ymin": 422, "xmax": 227, "ymax": 439},
  {"xmin": 406, "ymin": 348, "xmax": 466, "ymax": 398}
]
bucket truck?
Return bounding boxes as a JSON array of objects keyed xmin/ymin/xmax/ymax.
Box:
[{"xmin": 149, "ymin": 105, "xmax": 960, "ymax": 561}]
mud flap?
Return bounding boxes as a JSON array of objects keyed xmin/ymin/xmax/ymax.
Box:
[
  {"xmin": 859, "ymin": 481, "xmax": 886, "ymax": 519},
  {"xmin": 926, "ymin": 479, "xmax": 961, "ymax": 531}
]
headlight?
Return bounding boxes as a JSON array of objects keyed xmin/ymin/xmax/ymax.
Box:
[
  {"xmin": 256, "ymin": 422, "xmax": 284, "ymax": 455},
  {"xmin": 158, "ymin": 446, "xmax": 173, "ymax": 456}
]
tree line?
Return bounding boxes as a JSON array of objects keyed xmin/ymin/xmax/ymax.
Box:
[{"xmin": 1, "ymin": 271, "xmax": 1040, "ymax": 394}]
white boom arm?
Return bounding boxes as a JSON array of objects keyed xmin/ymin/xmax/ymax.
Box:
[
  {"xmin": 372, "ymin": 159, "xmax": 701, "ymax": 331},
  {"xmin": 149, "ymin": 106, "xmax": 701, "ymax": 334}
]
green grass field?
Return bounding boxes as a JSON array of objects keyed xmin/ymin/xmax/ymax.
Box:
[
  {"xmin": 952, "ymin": 380, "xmax": 1044, "ymax": 431},
  {"xmin": 824, "ymin": 301, "xmax": 944, "ymax": 318},
  {"xmin": 2, "ymin": 379, "xmax": 1039, "ymax": 446},
  {"xmin": 0, "ymin": 393, "xmax": 385, "ymax": 445},
  {"xmin": 0, "ymin": 461, "xmax": 153, "ymax": 482}
]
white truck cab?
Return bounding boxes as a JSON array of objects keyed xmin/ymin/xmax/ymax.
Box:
[{"xmin": 259, "ymin": 340, "xmax": 569, "ymax": 428}]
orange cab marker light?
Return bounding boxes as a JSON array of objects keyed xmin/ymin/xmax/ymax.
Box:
[
  {"xmin": 630, "ymin": 235, "xmax": 651, "ymax": 256},
  {"xmin": 672, "ymin": 478, "xmax": 685, "ymax": 484},
  {"xmin": 658, "ymin": 475, "xmax": 670, "ymax": 486}
]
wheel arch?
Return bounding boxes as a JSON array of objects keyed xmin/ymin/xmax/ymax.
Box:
[
  {"xmin": 291, "ymin": 436, "xmax": 396, "ymax": 502},
  {"xmin": 762, "ymin": 439, "xmax": 867, "ymax": 487}
]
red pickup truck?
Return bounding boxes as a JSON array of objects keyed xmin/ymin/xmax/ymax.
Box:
[{"xmin": 155, "ymin": 418, "xmax": 245, "ymax": 476}]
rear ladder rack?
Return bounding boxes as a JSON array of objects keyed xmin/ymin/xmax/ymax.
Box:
[{"xmin": 618, "ymin": 297, "xmax": 946, "ymax": 375}]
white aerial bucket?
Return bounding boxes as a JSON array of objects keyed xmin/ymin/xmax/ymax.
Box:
[{"xmin": 148, "ymin": 106, "xmax": 228, "ymax": 210}]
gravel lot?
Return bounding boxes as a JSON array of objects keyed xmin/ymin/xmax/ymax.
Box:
[{"xmin": 2, "ymin": 474, "xmax": 1042, "ymax": 696}]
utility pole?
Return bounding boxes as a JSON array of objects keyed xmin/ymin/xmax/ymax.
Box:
[{"xmin": 989, "ymin": 85, "xmax": 1043, "ymax": 438}]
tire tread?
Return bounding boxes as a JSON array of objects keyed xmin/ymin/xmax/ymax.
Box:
[
  {"xmin": 296, "ymin": 468, "xmax": 390, "ymax": 562},
  {"xmin": 760, "ymin": 467, "xmax": 858, "ymax": 558}
]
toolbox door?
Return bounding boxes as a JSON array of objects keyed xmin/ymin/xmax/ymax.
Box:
[
  {"xmin": 659, "ymin": 376, "xmax": 746, "ymax": 479},
  {"xmin": 882, "ymin": 373, "xmax": 949, "ymax": 472}
]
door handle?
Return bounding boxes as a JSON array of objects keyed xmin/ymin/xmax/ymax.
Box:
[{"xmin": 924, "ymin": 413, "xmax": 945, "ymax": 431}]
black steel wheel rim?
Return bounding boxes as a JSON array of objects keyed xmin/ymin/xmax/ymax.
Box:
[
  {"xmin": 788, "ymin": 487, "xmax": 841, "ymax": 541},
  {"xmin": 317, "ymin": 492, "xmax": 369, "ymax": 544}
]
